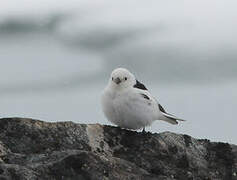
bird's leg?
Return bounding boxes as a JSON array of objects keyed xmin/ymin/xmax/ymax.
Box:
[{"xmin": 142, "ymin": 127, "xmax": 146, "ymax": 133}]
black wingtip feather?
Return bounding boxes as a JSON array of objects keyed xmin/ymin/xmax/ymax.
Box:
[{"xmin": 158, "ymin": 104, "xmax": 166, "ymax": 113}]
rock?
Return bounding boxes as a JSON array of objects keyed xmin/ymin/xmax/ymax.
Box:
[{"xmin": 0, "ymin": 117, "xmax": 236, "ymax": 180}]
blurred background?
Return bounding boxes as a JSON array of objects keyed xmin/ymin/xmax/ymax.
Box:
[{"xmin": 0, "ymin": 0, "xmax": 237, "ymax": 143}]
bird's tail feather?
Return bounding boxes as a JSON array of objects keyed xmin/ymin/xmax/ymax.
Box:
[{"xmin": 160, "ymin": 112, "xmax": 186, "ymax": 125}]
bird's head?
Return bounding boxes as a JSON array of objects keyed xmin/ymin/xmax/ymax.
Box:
[{"xmin": 109, "ymin": 68, "xmax": 136, "ymax": 89}]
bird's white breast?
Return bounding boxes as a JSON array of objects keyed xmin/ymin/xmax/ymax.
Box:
[{"xmin": 101, "ymin": 87, "xmax": 158, "ymax": 130}]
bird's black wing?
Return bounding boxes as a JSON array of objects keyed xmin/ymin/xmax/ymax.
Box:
[
  {"xmin": 133, "ymin": 80, "xmax": 148, "ymax": 90},
  {"xmin": 140, "ymin": 93, "xmax": 150, "ymax": 100},
  {"xmin": 158, "ymin": 104, "xmax": 166, "ymax": 113},
  {"xmin": 158, "ymin": 103, "xmax": 176, "ymax": 117}
]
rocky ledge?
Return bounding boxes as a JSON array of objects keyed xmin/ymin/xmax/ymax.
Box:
[{"xmin": 0, "ymin": 118, "xmax": 236, "ymax": 180}]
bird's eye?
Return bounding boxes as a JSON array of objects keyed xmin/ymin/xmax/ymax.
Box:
[
  {"xmin": 124, "ymin": 77, "xmax": 127, "ymax": 81},
  {"xmin": 112, "ymin": 77, "xmax": 114, "ymax": 80}
]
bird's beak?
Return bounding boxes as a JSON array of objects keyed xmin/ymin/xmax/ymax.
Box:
[{"xmin": 114, "ymin": 77, "xmax": 121, "ymax": 84}]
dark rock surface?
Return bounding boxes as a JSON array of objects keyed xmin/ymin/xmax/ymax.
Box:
[{"xmin": 0, "ymin": 118, "xmax": 236, "ymax": 180}]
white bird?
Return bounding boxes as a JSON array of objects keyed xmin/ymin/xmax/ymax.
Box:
[{"xmin": 101, "ymin": 68, "xmax": 185, "ymax": 132}]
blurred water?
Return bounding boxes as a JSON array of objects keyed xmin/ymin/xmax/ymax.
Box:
[{"xmin": 0, "ymin": 0, "xmax": 237, "ymax": 143}]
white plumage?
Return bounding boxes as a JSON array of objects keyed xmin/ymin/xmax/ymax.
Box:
[{"xmin": 101, "ymin": 68, "xmax": 185, "ymax": 131}]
